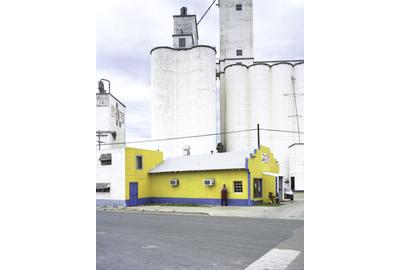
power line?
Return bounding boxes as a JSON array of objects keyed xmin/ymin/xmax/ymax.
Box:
[
  {"xmin": 99, "ymin": 128, "xmax": 256, "ymax": 146},
  {"xmin": 97, "ymin": 127, "xmax": 304, "ymax": 147},
  {"xmin": 197, "ymin": 0, "xmax": 217, "ymax": 25},
  {"xmin": 260, "ymin": 128, "xmax": 304, "ymax": 134}
]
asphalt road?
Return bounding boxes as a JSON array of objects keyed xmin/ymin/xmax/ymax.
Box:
[{"xmin": 97, "ymin": 211, "xmax": 304, "ymax": 270}]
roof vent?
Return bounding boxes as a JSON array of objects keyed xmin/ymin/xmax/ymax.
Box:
[{"xmin": 180, "ymin": 7, "xmax": 188, "ymax": 16}]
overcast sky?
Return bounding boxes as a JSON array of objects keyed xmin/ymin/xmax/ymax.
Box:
[{"xmin": 96, "ymin": 0, "xmax": 303, "ymax": 142}]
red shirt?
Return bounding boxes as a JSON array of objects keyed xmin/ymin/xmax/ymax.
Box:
[{"xmin": 221, "ymin": 188, "xmax": 227, "ymax": 198}]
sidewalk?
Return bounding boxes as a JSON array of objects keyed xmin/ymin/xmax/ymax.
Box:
[{"xmin": 100, "ymin": 194, "xmax": 304, "ymax": 220}]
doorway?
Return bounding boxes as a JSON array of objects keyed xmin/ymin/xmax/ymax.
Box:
[
  {"xmin": 129, "ymin": 182, "xmax": 138, "ymax": 206},
  {"xmin": 253, "ymin": 178, "xmax": 262, "ymax": 198},
  {"xmin": 276, "ymin": 176, "xmax": 283, "ymax": 199},
  {"xmin": 291, "ymin": 176, "xmax": 295, "ymax": 191}
]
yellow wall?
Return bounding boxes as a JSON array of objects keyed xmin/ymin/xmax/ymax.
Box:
[
  {"xmin": 125, "ymin": 147, "xmax": 163, "ymax": 200},
  {"xmin": 149, "ymin": 170, "xmax": 248, "ymax": 200},
  {"xmin": 247, "ymin": 145, "xmax": 280, "ymax": 203},
  {"xmin": 123, "ymin": 145, "xmax": 280, "ymax": 205}
]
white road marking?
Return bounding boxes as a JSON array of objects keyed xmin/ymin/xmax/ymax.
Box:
[
  {"xmin": 142, "ymin": 245, "xmax": 158, "ymax": 249},
  {"xmin": 244, "ymin": 248, "xmax": 300, "ymax": 270}
]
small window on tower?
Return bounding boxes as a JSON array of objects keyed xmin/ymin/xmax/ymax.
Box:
[
  {"xmin": 236, "ymin": 49, "xmax": 243, "ymax": 56},
  {"xmin": 179, "ymin": 38, "xmax": 186, "ymax": 48},
  {"xmin": 236, "ymin": 4, "xmax": 242, "ymax": 11}
]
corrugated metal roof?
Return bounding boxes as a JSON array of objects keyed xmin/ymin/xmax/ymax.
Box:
[{"xmin": 149, "ymin": 151, "xmax": 249, "ymax": 173}]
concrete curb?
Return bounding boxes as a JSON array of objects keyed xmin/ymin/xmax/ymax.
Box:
[{"xmin": 98, "ymin": 208, "xmax": 210, "ymax": 216}]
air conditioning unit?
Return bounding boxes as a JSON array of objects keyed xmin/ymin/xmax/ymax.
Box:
[
  {"xmin": 170, "ymin": 179, "xmax": 179, "ymax": 186},
  {"xmin": 203, "ymin": 178, "xmax": 215, "ymax": 186}
]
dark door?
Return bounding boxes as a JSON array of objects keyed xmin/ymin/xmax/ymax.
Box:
[
  {"xmin": 129, "ymin": 182, "xmax": 138, "ymax": 206},
  {"xmin": 253, "ymin": 178, "xmax": 262, "ymax": 198},
  {"xmin": 278, "ymin": 176, "xmax": 283, "ymax": 200},
  {"xmin": 291, "ymin": 176, "xmax": 295, "ymax": 191}
]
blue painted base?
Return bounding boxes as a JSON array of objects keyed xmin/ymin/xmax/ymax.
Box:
[
  {"xmin": 96, "ymin": 199, "xmax": 126, "ymax": 208},
  {"xmin": 129, "ymin": 197, "xmax": 251, "ymax": 206}
]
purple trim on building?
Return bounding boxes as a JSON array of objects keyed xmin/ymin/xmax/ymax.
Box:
[
  {"xmin": 126, "ymin": 197, "xmax": 249, "ymax": 206},
  {"xmin": 245, "ymin": 157, "xmax": 251, "ymax": 206}
]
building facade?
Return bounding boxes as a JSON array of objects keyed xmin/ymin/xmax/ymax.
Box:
[{"xmin": 97, "ymin": 145, "xmax": 279, "ymax": 207}]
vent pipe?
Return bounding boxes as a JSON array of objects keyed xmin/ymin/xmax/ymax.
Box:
[{"xmin": 180, "ymin": 7, "xmax": 188, "ymax": 16}]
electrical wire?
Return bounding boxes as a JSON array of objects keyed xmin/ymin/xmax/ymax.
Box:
[
  {"xmin": 197, "ymin": 0, "xmax": 217, "ymax": 25},
  {"xmin": 97, "ymin": 127, "xmax": 304, "ymax": 147}
]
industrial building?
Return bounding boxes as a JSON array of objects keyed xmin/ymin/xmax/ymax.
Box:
[
  {"xmin": 96, "ymin": 81, "xmax": 280, "ymax": 206},
  {"xmin": 150, "ymin": 1, "xmax": 304, "ymax": 191}
]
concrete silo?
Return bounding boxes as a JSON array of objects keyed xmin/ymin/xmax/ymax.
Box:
[
  {"xmin": 248, "ymin": 64, "xmax": 272, "ymax": 150},
  {"xmin": 293, "ymin": 63, "xmax": 304, "ymax": 143},
  {"xmin": 150, "ymin": 8, "xmax": 217, "ymax": 157},
  {"xmin": 224, "ymin": 64, "xmax": 250, "ymax": 152},
  {"xmin": 270, "ymin": 63, "xmax": 295, "ymax": 176}
]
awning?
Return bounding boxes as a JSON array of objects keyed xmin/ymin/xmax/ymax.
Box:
[
  {"xmin": 262, "ymin": 172, "xmax": 281, "ymax": 177},
  {"xmin": 99, "ymin": 153, "xmax": 112, "ymax": 161},
  {"xmin": 96, "ymin": 183, "xmax": 111, "ymax": 189}
]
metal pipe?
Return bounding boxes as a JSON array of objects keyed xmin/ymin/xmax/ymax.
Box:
[{"xmin": 291, "ymin": 76, "xmax": 301, "ymax": 143}]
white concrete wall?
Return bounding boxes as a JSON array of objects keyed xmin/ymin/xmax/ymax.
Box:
[
  {"xmin": 289, "ymin": 144, "xmax": 304, "ymax": 191},
  {"xmin": 222, "ymin": 62, "xmax": 304, "ymax": 185},
  {"xmin": 219, "ymin": 0, "xmax": 253, "ymax": 60},
  {"xmin": 173, "ymin": 15, "xmax": 198, "ymax": 48},
  {"xmin": 96, "ymin": 93, "xmax": 126, "ymax": 150},
  {"xmin": 225, "ymin": 65, "xmax": 249, "ymax": 152},
  {"xmin": 248, "ymin": 64, "xmax": 272, "ymax": 150},
  {"xmin": 96, "ymin": 147, "xmax": 126, "ymax": 202},
  {"xmin": 151, "ymin": 46, "xmax": 217, "ymax": 157},
  {"xmin": 293, "ymin": 63, "xmax": 304, "ymax": 143},
  {"xmin": 269, "ymin": 64, "xmax": 295, "ymax": 178}
]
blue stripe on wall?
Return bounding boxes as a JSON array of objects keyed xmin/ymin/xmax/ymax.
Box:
[{"xmin": 128, "ymin": 197, "xmax": 251, "ymax": 206}]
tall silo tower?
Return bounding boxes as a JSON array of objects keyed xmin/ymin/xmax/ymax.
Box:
[
  {"xmin": 151, "ymin": 7, "xmax": 217, "ymax": 158},
  {"xmin": 218, "ymin": 0, "xmax": 254, "ymax": 150}
]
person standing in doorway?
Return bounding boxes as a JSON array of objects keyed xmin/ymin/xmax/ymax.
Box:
[{"xmin": 221, "ymin": 184, "xmax": 228, "ymax": 206}]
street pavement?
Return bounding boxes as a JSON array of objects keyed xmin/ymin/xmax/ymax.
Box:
[{"xmin": 97, "ymin": 211, "xmax": 304, "ymax": 270}]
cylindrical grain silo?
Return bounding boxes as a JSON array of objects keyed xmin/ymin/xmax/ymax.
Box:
[
  {"xmin": 293, "ymin": 63, "xmax": 304, "ymax": 143},
  {"xmin": 150, "ymin": 48, "xmax": 177, "ymax": 156},
  {"xmin": 270, "ymin": 63, "xmax": 294, "ymax": 177},
  {"xmin": 219, "ymin": 72, "xmax": 227, "ymax": 148},
  {"xmin": 225, "ymin": 64, "xmax": 250, "ymax": 152},
  {"xmin": 174, "ymin": 46, "xmax": 217, "ymax": 156},
  {"xmin": 248, "ymin": 64, "xmax": 271, "ymax": 151},
  {"xmin": 151, "ymin": 46, "xmax": 217, "ymax": 157}
]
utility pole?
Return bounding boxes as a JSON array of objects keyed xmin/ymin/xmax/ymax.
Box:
[
  {"xmin": 291, "ymin": 76, "xmax": 301, "ymax": 143},
  {"xmin": 257, "ymin": 123, "xmax": 260, "ymax": 149}
]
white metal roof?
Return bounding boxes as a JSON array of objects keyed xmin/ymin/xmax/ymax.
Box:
[
  {"xmin": 149, "ymin": 151, "xmax": 249, "ymax": 173},
  {"xmin": 262, "ymin": 172, "xmax": 281, "ymax": 177}
]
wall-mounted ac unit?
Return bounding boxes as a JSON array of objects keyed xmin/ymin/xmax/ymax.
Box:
[
  {"xmin": 170, "ymin": 179, "xmax": 179, "ymax": 186},
  {"xmin": 203, "ymin": 178, "xmax": 215, "ymax": 186}
]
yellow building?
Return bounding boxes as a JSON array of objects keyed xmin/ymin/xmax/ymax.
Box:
[{"xmin": 97, "ymin": 145, "xmax": 279, "ymax": 207}]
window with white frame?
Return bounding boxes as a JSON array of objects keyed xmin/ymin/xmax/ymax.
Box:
[{"xmin": 234, "ymin": 181, "xmax": 243, "ymax": 192}]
